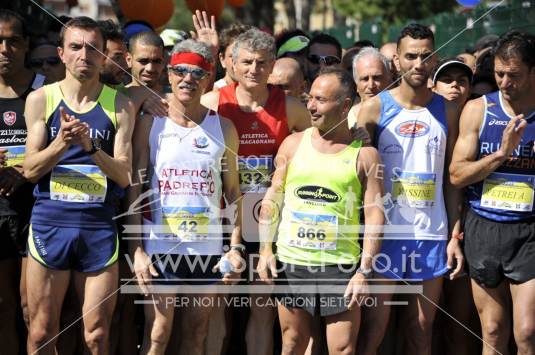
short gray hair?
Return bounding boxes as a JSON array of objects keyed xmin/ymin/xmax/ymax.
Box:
[
  {"xmin": 232, "ymin": 28, "xmax": 276, "ymax": 61},
  {"xmin": 170, "ymin": 39, "xmax": 214, "ymax": 64},
  {"xmin": 352, "ymin": 47, "xmax": 390, "ymax": 82}
]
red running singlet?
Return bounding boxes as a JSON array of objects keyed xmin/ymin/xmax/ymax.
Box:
[{"xmin": 218, "ymin": 83, "xmax": 289, "ymax": 193}]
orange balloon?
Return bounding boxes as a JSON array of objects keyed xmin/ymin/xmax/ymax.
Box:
[
  {"xmin": 119, "ymin": 0, "xmax": 174, "ymax": 29},
  {"xmin": 185, "ymin": 0, "xmax": 225, "ymax": 18},
  {"xmin": 227, "ymin": 0, "xmax": 246, "ymax": 7}
]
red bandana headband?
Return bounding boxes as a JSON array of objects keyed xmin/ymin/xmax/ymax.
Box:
[{"xmin": 170, "ymin": 52, "xmax": 212, "ymax": 72}]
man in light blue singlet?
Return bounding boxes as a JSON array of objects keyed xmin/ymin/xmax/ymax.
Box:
[{"xmin": 357, "ymin": 24, "xmax": 464, "ymax": 355}]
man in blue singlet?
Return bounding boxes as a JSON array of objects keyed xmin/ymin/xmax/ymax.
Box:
[
  {"xmin": 450, "ymin": 31, "xmax": 535, "ymax": 355},
  {"xmin": 23, "ymin": 17, "xmax": 134, "ymax": 354}
]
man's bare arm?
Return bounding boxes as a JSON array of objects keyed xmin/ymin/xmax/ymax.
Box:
[
  {"xmin": 286, "ymin": 96, "xmax": 311, "ymax": 132},
  {"xmin": 444, "ymin": 101, "xmax": 463, "ymax": 234},
  {"xmin": 125, "ymin": 113, "xmax": 153, "ymax": 256},
  {"xmin": 358, "ymin": 146, "xmax": 385, "ymax": 271},
  {"xmin": 258, "ymin": 133, "xmax": 303, "ymax": 251},
  {"xmin": 220, "ymin": 117, "xmax": 243, "ymax": 247},
  {"xmin": 201, "ymin": 90, "xmax": 220, "ymax": 112},
  {"xmin": 356, "ymin": 95, "xmax": 381, "ymax": 145},
  {"xmin": 23, "ymin": 89, "xmax": 73, "ymax": 182},
  {"xmin": 257, "ymin": 132, "xmax": 303, "ymax": 281},
  {"xmin": 86, "ymin": 93, "xmax": 135, "ymax": 188},
  {"xmin": 449, "ymin": 98, "xmax": 525, "ymax": 188}
]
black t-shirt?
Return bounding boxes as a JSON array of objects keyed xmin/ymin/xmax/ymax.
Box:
[{"xmin": 0, "ymin": 74, "xmax": 44, "ymax": 217}]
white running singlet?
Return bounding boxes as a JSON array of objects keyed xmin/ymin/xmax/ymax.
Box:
[
  {"xmin": 143, "ymin": 111, "xmax": 225, "ymax": 255},
  {"xmin": 376, "ymin": 91, "xmax": 448, "ymax": 240}
]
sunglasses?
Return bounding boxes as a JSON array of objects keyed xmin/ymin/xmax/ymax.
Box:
[
  {"xmin": 28, "ymin": 56, "xmax": 61, "ymax": 68},
  {"xmin": 169, "ymin": 65, "xmax": 208, "ymax": 80},
  {"xmin": 307, "ymin": 54, "xmax": 341, "ymax": 66}
]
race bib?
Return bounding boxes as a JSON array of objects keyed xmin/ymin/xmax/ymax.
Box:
[
  {"xmin": 50, "ymin": 165, "xmax": 107, "ymax": 203},
  {"xmin": 481, "ymin": 172, "xmax": 534, "ymax": 212},
  {"xmin": 392, "ymin": 172, "xmax": 436, "ymax": 208},
  {"xmin": 161, "ymin": 206, "xmax": 210, "ymax": 241},
  {"xmin": 238, "ymin": 156, "xmax": 272, "ymax": 192},
  {"xmin": 4, "ymin": 145, "xmax": 25, "ymax": 167},
  {"xmin": 286, "ymin": 210, "xmax": 338, "ymax": 250}
]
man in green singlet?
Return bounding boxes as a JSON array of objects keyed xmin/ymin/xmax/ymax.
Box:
[{"xmin": 258, "ymin": 67, "xmax": 385, "ymax": 354}]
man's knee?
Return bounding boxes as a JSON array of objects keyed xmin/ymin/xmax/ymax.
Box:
[
  {"xmin": 84, "ymin": 326, "xmax": 109, "ymax": 349},
  {"xmin": 407, "ymin": 313, "xmax": 434, "ymax": 338},
  {"xmin": 29, "ymin": 324, "xmax": 56, "ymax": 348},
  {"xmin": 183, "ymin": 312, "xmax": 211, "ymax": 344},
  {"xmin": 514, "ymin": 321, "xmax": 535, "ymax": 350},
  {"xmin": 249, "ymin": 302, "xmax": 275, "ymax": 323},
  {"xmin": 281, "ymin": 327, "xmax": 307, "ymax": 353},
  {"xmin": 481, "ymin": 319, "xmax": 509, "ymax": 343},
  {"xmin": 330, "ymin": 343, "xmax": 355, "ymax": 355},
  {"xmin": 149, "ymin": 317, "xmax": 173, "ymax": 346}
]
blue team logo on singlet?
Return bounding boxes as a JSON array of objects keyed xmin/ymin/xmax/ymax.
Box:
[
  {"xmin": 395, "ymin": 120, "xmax": 430, "ymax": 138},
  {"xmin": 382, "ymin": 143, "xmax": 403, "ymax": 154},
  {"xmin": 426, "ymin": 136, "xmax": 443, "ymax": 155},
  {"xmin": 193, "ymin": 136, "xmax": 209, "ymax": 149}
]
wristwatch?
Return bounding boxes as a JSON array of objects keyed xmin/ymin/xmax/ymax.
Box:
[
  {"xmin": 85, "ymin": 138, "xmax": 101, "ymax": 155},
  {"xmin": 356, "ymin": 266, "xmax": 374, "ymax": 279},
  {"xmin": 230, "ymin": 244, "xmax": 246, "ymax": 257}
]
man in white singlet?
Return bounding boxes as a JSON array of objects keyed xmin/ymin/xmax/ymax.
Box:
[
  {"xmin": 357, "ymin": 24, "xmax": 464, "ymax": 355},
  {"xmin": 127, "ymin": 39, "xmax": 243, "ymax": 355}
]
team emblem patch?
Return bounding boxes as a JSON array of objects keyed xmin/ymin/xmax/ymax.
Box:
[
  {"xmin": 193, "ymin": 136, "xmax": 209, "ymax": 149},
  {"xmin": 395, "ymin": 120, "xmax": 429, "ymax": 137},
  {"xmin": 3, "ymin": 111, "xmax": 16, "ymax": 126}
]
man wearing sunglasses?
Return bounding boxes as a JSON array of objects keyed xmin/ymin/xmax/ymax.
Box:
[
  {"xmin": 202, "ymin": 27, "xmax": 310, "ymax": 355},
  {"xmin": 0, "ymin": 10, "xmax": 45, "ymax": 354},
  {"xmin": 305, "ymin": 33, "xmax": 342, "ymax": 84},
  {"xmin": 127, "ymin": 39, "xmax": 243, "ymax": 355},
  {"xmin": 28, "ymin": 43, "xmax": 65, "ymax": 85}
]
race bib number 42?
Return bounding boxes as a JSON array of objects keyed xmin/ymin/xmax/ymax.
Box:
[
  {"xmin": 286, "ymin": 211, "xmax": 338, "ymax": 250},
  {"xmin": 481, "ymin": 172, "xmax": 535, "ymax": 212},
  {"xmin": 392, "ymin": 172, "xmax": 436, "ymax": 208},
  {"xmin": 162, "ymin": 206, "xmax": 210, "ymax": 241},
  {"xmin": 50, "ymin": 165, "xmax": 107, "ymax": 203}
]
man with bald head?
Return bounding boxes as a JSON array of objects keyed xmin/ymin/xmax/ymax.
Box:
[
  {"xmin": 380, "ymin": 42, "xmax": 398, "ymax": 83},
  {"xmin": 268, "ymin": 57, "xmax": 306, "ymax": 99},
  {"xmin": 348, "ymin": 47, "xmax": 392, "ymax": 127},
  {"xmin": 380, "ymin": 42, "xmax": 397, "ymax": 62},
  {"xmin": 457, "ymin": 52, "xmax": 476, "ymax": 73}
]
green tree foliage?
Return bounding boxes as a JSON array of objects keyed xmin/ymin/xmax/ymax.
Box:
[{"xmin": 333, "ymin": 0, "xmax": 459, "ymax": 24}]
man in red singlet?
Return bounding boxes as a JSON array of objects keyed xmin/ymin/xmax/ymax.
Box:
[{"xmin": 202, "ymin": 27, "xmax": 310, "ymax": 355}]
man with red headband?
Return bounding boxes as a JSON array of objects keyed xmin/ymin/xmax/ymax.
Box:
[
  {"xmin": 127, "ymin": 39, "xmax": 244, "ymax": 355},
  {"xmin": 202, "ymin": 27, "xmax": 310, "ymax": 355}
]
